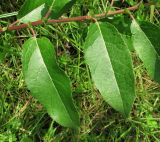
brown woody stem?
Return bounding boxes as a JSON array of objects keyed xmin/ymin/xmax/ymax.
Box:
[{"xmin": 0, "ymin": 4, "xmax": 139, "ymax": 33}]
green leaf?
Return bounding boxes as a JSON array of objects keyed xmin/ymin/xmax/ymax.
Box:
[
  {"xmin": 17, "ymin": 0, "xmax": 47, "ymax": 23},
  {"xmin": 47, "ymin": 0, "xmax": 76, "ymax": 18},
  {"xmin": 139, "ymin": 21, "xmax": 160, "ymax": 55},
  {"xmin": 102, "ymin": 16, "xmax": 134, "ymax": 51},
  {"xmin": 22, "ymin": 37, "xmax": 79, "ymax": 128},
  {"xmin": 131, "ymin": 20, "xmax": 160, "ymax": 83},
  {"xmin": 84, "ymin": 22, "xmax": 135, "ymax": 117},
  {"xmin": 18, "ymin": 0, "xmax": 76, "ymax": 23},
  {"xmin": 121, "ymin": 34, "xmax": 134, "ymax": 51}
]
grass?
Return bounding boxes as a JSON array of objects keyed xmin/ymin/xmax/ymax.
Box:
[{"xmin": 0, "ymin": 0, "xmax": 160, "ymax": 141}]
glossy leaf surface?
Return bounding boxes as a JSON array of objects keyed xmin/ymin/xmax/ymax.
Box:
[
  {"xmin": 84, "ymin": 22, "xmax": 135, "ymax": 117},
  {"xmin": 22, "ymin": 37, "xmax": 79, "ymax": 128},
  {"xmin": 131, "ymin": 20, "xmax": 160, "ymax": 83},
  {"xmin": 18, "ymin": 0, "xmax": 76, "ymax": 23}
]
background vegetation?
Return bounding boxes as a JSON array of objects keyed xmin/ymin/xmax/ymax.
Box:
[{"xmin": 0, "ymin": 0, "xmax": 160, "ymax": 141}]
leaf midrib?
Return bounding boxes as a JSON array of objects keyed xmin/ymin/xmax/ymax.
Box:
[
  {"xmin": 96, "ymin": 22, "xmax": 125, "ymax": 114},
  {"xmin": 34, "ymin": 38, "xmax": 75, "ymax": 126}
]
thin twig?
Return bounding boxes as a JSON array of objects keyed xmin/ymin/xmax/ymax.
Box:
[
  {"xmin": 29, "ymin": 27, "xmax": 36, "ymax": 37},
  {"xmin": 0, "ymin": 4, "xmax": 139, "ymax": 33},
  {"xmin": 110, "ymin": 0, "xmax": 114, "ymax": 7},
  {"xmin": 9, "ymin": 20, "xmax": 20, "ymax": 27},
  {"xmin": 95, "ymin": 3, "xmax": 139, "ymax": 17},
  {"xmin": 44, "ymin": 9, "xmax": 52, "ymax": 19}
]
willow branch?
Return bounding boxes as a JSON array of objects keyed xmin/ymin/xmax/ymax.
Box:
[{"xmin": 0, "ymin": 4, "xmax": 139, "ymax": 33}]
